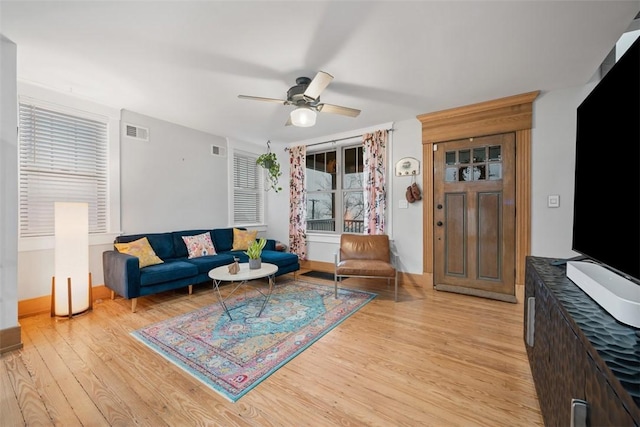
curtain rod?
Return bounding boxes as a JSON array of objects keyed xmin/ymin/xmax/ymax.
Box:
[{"xmin": 284, "ymin": 128, "xmax": 394, "ymax": 151}]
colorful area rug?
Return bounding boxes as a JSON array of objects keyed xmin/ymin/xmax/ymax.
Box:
[{"xmin": 131, "ymin": 281, "xmax": 376, "ymax": 402}]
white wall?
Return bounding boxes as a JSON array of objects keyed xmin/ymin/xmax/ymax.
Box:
[
  {"xmin": 1, "ymin": 36, "xmax": 18, "ymax": 328},
  {"xmin": 531, "ymin": 85, "xmax": 595, "ymax": 259},
  {"xmin": 120, "ymin": 110, "xmax": 229, "ymax": 233}
]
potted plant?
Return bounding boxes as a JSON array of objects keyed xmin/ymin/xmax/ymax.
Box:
[
  {"xmin": 245, "ymin": 237, "xmax": 267, "ymax": 269},
  {"xmin": 256, "ymin": 151, "xmax": 282, "ymax": 193}
]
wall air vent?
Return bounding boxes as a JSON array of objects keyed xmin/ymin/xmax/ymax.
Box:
[
  {"xmin": 211, "ymin": 144, "xmax": 227, "ymax": 157},
  {"xmin": 125, "ymin": 124, "xmax": 149, "ymax": 141}
]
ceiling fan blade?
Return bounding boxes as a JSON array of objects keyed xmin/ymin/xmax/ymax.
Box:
[
  {"xmin": 317, "ymin": 103, "xmax": 361, "ymax": 117},
  {"xmin": 285, "ymin": 115, "xmax": 293, "ymax": 126},
  {"xmin": 303, "ymin": 71, "xmax": 334, "ymax": 101},
  {"xmin": 238, "ymin": 95, "xmax": 287, "ymax": 104}
]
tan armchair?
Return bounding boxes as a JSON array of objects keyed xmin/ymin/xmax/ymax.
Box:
[{"xmin": 334, "ymin": 234, "xmax": 398, "ymax": 301}]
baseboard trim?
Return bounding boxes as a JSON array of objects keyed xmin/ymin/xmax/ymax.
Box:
[
  {"xmin": 18, "ymin": 285, "xmax": 112, "ymax": 318},
  {"xmin": 0, "ymin": 325, "xmax": 23, "ymax": 354}
]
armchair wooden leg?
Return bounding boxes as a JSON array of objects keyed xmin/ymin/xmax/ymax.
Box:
[
  {"xmin": 334, "ymin": 273, "xmax": 338, "ymax": 298},
  {"xmin": 131, "ymin": 298, "xmax": 137, "ymax": 313},
  {"xmin": 394, "ymin": 273, "xmax": 398, "ymax": 302},
  {"xmin": 110, "ymin": 290, "xmax": 115, "ymax": 300},
  {"xmin": 188, "ymin": 285, "xmax": 193, "ymax": 295}
]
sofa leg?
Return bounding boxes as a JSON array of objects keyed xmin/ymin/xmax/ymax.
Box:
[
  {"xmin": 131, "ymin": 298, "xmax": 137, "ymax": 313},
  {"xmin": 188, "ymin": 285, "xmax": 193, "ymax": 295},
  {"xmin": 110, "ymin": 290, "xmax": 115, "ymax": 300}
]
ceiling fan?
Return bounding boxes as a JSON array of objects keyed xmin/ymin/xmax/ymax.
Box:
[{"xmin": 238, "ymin": 71, "xmax": 361, "ymax": 127}]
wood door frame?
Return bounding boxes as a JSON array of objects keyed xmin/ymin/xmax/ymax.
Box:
[{"xmin": 417, "ymin": 91, "xmax": 539, "ymax": 290}]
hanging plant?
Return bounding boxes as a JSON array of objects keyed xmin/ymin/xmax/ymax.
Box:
[{"xmin": 256, "ymin": 141, "xmax": 282, "ymax": 193}]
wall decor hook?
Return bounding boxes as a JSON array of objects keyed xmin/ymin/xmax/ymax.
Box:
[{"xmin": 395, "ymin": 157, "xmax": 420, "ymax": 177}]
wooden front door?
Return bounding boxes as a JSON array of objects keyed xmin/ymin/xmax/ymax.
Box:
[{"xmin": 433, "ymin": 133, "xmax": 516, "ymax": 302}]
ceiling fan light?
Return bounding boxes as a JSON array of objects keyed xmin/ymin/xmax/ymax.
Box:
[{"xmin": 290, "ymin": 107, "xmax": 317, "ymax": 127}]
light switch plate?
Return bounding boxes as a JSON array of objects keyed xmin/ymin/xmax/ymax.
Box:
[
  {"xmin": 548, "ymin": 194, "xmax": 560, "ymax": 208},
  {"xmin": 399, "ymin": 199, "xmax": 408, "ymax": 209}
]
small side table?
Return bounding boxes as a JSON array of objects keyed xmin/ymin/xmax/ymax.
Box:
[{"xmin": 208, "ymin": 262, "xmax": 278, "ymax": 320}]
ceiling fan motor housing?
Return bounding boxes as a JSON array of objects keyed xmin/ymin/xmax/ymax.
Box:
[{"xmin": 288, "ymin": 77, "xmax": 318, "ymax": 106}]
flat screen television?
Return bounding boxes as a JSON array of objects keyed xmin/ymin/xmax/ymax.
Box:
[{"xmin": 571, "ymin": 35, "xmax": 640, "ymax": 285}]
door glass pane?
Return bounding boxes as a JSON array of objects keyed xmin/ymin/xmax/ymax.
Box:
[
  {"xmin": 446, "ymin": 151, "xmax": 456, "ymax": 165},
  {"xmin": 459, "ymin": 149, "xmax": 471, "ymax": 164},
  {"xmin": 473, "ymin": 148, "xmax": 486, "ymax": 162},
  {"xmin": 475, "ymin": 165, "xmax": 486, "ymax": 180},
  {"xmin": 489, "ymin": 146, "xmax": 501, "ymax": 161},
  {"xmin": 343, "ymin": 191, "xmax": 364, "ymax": 233},
  {"xmin": 307, "ymin": 192, "xmax": 335, "ymax": 231},
  {"xmin": 445, "ymin": 167, "xmax": 458, "ymax": 182},
  {"xmin": 460, "ymin": 166, "xmax": 471, "ymax": 181},
  {"xmin": 489, "ymin": 163, "xmax": 502, "ymax": 180}
]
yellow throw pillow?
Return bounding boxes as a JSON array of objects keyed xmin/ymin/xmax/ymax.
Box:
[
  {"xmin": 182, "ymin": 232, "xmax": 217, "ymax": 258},
  {"xmin": 114, "ymin": 237, "xmax": 164, "ymax": 268},
  {"xmin": 231, "ymin": 228, "xmax": 258, "ymax": 251}
]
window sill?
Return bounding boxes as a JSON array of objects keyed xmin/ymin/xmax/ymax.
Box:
[
  {"xmin": 18, "ymin": 232, "xmax": 122, "ymax": 252},
  {"xmin": 306, "ymin": 233, "xmax": 340, "ymax": 244}
]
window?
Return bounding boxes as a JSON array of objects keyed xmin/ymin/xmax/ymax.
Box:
[
  {"xmin": 306, "ymin": 144, "xmax": 364, "ymax": 233},
  {"xmin": 232, "ymin": 150, "xmax": 263, "ymax": 225},
  {"xmin": 18, "ymin": 102, "xmax": 108, "ymax": 237}
]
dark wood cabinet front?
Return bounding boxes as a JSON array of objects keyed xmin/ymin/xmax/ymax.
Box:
[{"xmin": 524, "ymin": 257, "xmax": 639, "ymax": 427}]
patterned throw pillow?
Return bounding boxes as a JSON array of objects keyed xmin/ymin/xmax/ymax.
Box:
[
  {"xmin": 182, "ymin": 232, "xmax": 217, "ymax": 259},
  {"xmin": 231, "ymin": 228, "xmax": 258, "ymax": 251},
  {"xmin": 114, "ymin": 237, "xmax": 164, "ymax": 268}
]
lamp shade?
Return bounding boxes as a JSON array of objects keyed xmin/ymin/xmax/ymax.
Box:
[
  {"xmin": 290, "ymin": 107, "xmax": 317, "ymax": 127},
  {"xmin": 54, "ymin": 202, "xmax": 89, "ymax": 316}
]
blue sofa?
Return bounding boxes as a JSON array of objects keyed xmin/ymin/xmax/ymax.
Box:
[{"xmin": 102, "ymin": 228, "xmax": 299, "ymax": 312}]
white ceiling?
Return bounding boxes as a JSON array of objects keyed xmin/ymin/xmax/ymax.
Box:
[{"xmin": 1, "ymin": 1, "xmax": 638, "ymax": 144}]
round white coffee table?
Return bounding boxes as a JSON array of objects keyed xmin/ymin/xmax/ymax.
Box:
[{"xmin": 208, "ymin": 262, "xmax": 278, "ymax": 320}]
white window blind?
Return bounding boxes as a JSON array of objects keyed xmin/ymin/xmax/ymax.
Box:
[
  {"xmin": 233, "ymin": 151, "xmax": 263, "ymax": 225},
  {"xmin": 18, "ymin": 102, "xmax": 108, "ymax": 237}
]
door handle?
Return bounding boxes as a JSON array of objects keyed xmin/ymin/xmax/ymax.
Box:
[
  {"xmin": 437, "ymin": 221, "xmax": 443, "ymax": 227},
  {"xmin": 437, "ymin": 204, "xmax": 443, "ymax": 209}
]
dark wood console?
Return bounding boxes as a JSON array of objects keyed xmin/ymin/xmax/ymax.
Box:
[{"xmin": 524, "ymin": 256, "xmax": 640, "ymax": 427}]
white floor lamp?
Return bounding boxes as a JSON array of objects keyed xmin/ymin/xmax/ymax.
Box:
[{"xmin": 52, "ymin": 202, "xmax": 92, "ymax": 318}]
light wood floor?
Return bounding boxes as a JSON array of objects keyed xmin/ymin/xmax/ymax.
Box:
[{"xmin": 2, "ymin": 272, "xmax": 543, "ymax": 426}]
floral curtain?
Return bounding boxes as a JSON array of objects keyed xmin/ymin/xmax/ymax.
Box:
[
  {"xmin": 362, "ymin": 130, "xmax": 388, "ymax": 235},
  {"xmin": 289, "ymin": 145, "xmax": 307, "ymax": 260}
]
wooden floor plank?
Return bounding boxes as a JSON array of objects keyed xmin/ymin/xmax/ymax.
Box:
[
  {"xmin": 0, "ymin": 352, "xmax": 26, "ymax": 426},
  {"xmin": 5, "ymin": 273, "xmax": 543, "ymax": 426}
]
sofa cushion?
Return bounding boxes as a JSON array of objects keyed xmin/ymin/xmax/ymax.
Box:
[
  {"xmin": 211, "ymin": 228, "xmax": 235, "ymax": 252},
  {"xmin": 115, "ymin": 232, "xmax": 174, "ymax": 260},
  {"xmin": 261, "ymin": 250, "xmax": 299, "ymax": 269},
  {"xmin": 182, "ymin": 232, "xmax": 216, "ymax": 258},
  {"xmin": 231, "ymin": 228, "xmax": 257, "ymax": 251},
  {"xmin": 114, "ymin": 237, "xmax": 164, "ymax": 268},
  {"xmin": 140, "ymin": 260, "xmax": 198, "ymax": 287},
  {"xmin": 184, "ymin": 253, "xmax": 236, "ymax": 274},
  {"xmin": 171, "ymin": 229, "xmax": 211, "ymax": 258}
]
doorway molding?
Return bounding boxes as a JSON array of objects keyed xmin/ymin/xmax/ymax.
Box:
[{"xmin": 417, "ymin": 91, "xmax": 539, "ymax": 288}]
